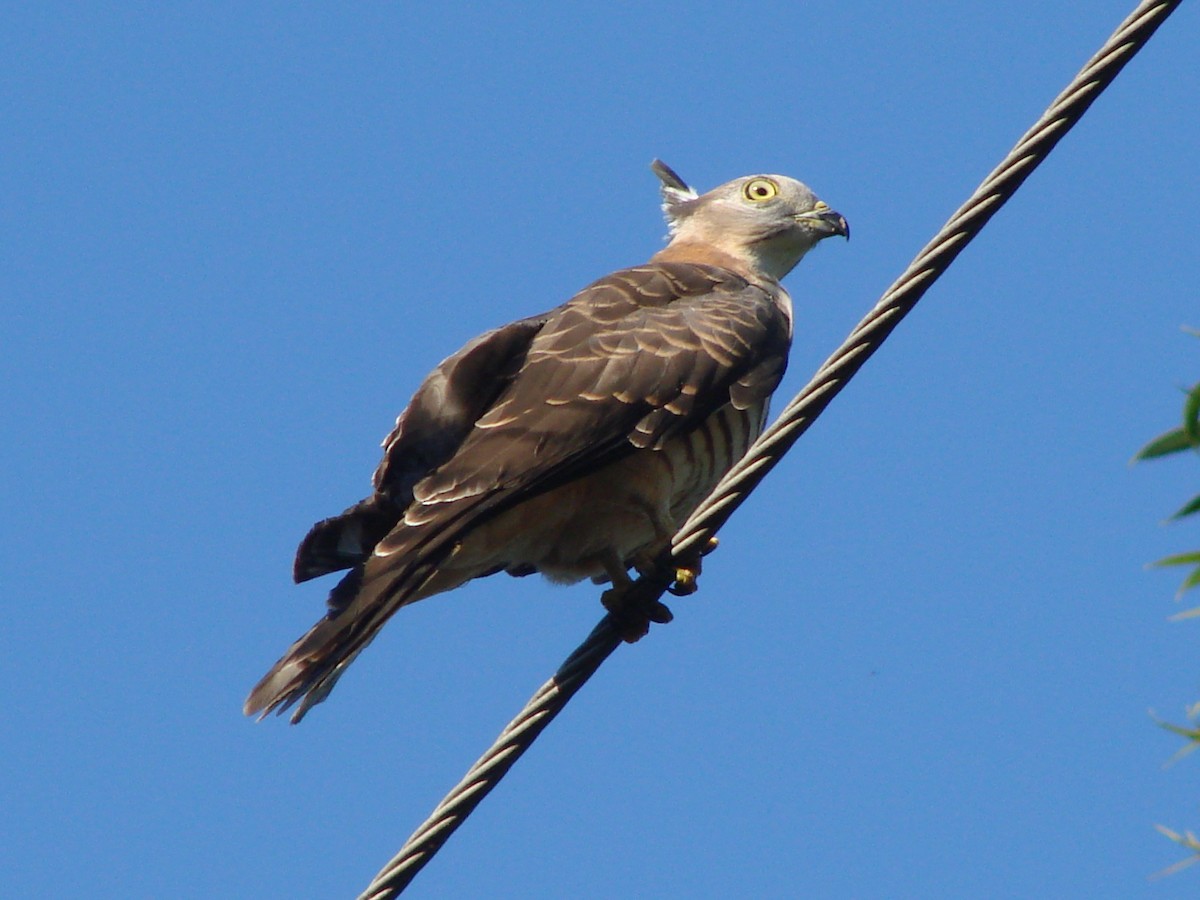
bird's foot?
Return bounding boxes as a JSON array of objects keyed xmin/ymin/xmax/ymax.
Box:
[
  {"xmin": 601, "ymin": 582, "xmax": 674, "ymax": 643},
  {"xmin": 668, "ymin": 565, "xmax": 698, "ymax": 596},
  {"xmin": 666, "ymin": 537, "xmax": 718, "ymax": 596}
]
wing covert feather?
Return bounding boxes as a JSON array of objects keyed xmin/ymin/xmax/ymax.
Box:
[{"xmin": 405, "ymin": 262, "xmax": 791, "ymax": 516}]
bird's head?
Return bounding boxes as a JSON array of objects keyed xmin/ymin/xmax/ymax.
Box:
[{"xmin": 651, "ymin": 159, "xmax": 848, "ymax": 282}]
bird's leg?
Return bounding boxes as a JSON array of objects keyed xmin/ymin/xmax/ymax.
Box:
[
  {"xmin": 628, "ymin": 507, "xmax": 706, "ymax": 598},
  {"xmin": 600, "ymin": 550, "xmax": 673, "ymax": 643},
  {"xmin": 600, "ymin": 552, "xmax": 633, "ymax": 590}
]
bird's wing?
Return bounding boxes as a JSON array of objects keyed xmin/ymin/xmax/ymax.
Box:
[
  {"xmin": 396, "ymin": 262, "xmax": 790, "ymax": 528},
  {"xmin": 246, "ymin": 261, "xmax": 791, "ymax": 721},
  {"xmin": 292, "ymin": 312, "xmax": 550, "ymax": 583}
]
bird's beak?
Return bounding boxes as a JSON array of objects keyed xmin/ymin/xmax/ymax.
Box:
[{"xmin": 796, "ymin": 202, "xmax": 850, "ymax": 240}]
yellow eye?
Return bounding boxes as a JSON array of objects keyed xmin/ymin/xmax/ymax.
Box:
[{"xmin": 742, "ymin": 178, "xmax": 779, "ymax": 202}]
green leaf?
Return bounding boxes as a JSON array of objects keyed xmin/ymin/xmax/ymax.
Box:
[
  {"xmin": 1158, "ymin": 823, "xmax": 1200, "ymax": 854},
  {"xmin": 1153, "ymin": 713, "xmax": 1200, "ymax": 770},
  {"xmin": 1150, "ymin": 552, "xmax": 1200, "ymax": 569},
  {"xmin": 1169, "ymin": 494, "xmax": 1200, "ymax": 521},
  {"xmin": 1168, "ymin": 605, "xmax": 1200, "ymax": 621},
  {"xmin": 1153, "ymin": 825, "xmax": 1200, "ymax": 878},
  {"xmin": 1177, "ymin": 566, "xmax": 1200, "ymax": 598},
  {"xmin": 1185, "ymin": 383, "xmax": 1200, "ymax": 443},
  {"xmin": 1135, "ymin": 427, "xmax": 1196, "ymax": 461},
  {"xmin": 1159, "ymin": 720, "xmax": 1200, "ymax": 742}
]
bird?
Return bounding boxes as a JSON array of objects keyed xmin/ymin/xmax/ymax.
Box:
[{"xmin": 245, "ymin": 160, "xmax": 848, "ymax": 723}]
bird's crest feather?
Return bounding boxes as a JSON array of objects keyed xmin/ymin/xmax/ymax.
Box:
[{"xmin": 650, "ymin": 159, "xmax": 698, "ymax": 235}]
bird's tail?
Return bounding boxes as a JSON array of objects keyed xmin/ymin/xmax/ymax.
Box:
[
  {"xmin": 244, "ymin": 555, "xmax": 445, "ymax": 723},
  {"xmin": 248, "ymin": 489, "xmax": 511, "ymax": 723}
]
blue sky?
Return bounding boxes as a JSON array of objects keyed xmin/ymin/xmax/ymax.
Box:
[{"xmin": 3, "ymin": 3, "xmax": 1199, "ymax": 898}]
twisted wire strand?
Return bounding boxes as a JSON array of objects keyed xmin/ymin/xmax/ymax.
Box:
[
  {"xmin": 673, "ymin": 0, "xmax": 1181, "ymax": 558},
  {"xmin": 358, "ymin": 617, "xmax": 625, "ymax": 900},
  {"xmin": 358, "ymin": 2, "xmax": 1181, "ymax": 896}
]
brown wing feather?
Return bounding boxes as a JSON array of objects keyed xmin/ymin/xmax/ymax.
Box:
[
  {"xmin": 291, "ymin": 313, "xmax": 548, "ymax": 583},
  {"xmin": 246, "ymin": 262, "xmax": 791, "ymax": 722},
  {"xmin": 409, "ymin": 264, "xmax": 789, "ymax": 507}
]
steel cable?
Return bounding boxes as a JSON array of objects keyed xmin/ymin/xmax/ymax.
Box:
[{"xmin": 358, "ymin": 2, "xmax": 1182, "ymax": 895}]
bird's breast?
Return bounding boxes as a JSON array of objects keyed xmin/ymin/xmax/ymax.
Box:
[{"xmin": 443, "ymin": 401, "xmax": 768, "ymax": 585}]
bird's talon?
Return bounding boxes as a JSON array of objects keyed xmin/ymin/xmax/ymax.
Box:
[
  {"xmin": 602, "ymin": 586, "xmax": 674, "ymax": 642},
  {"xmin": 645, "ymin": 598, "xmax": 674, "ymax": 623},
  {"xmin": 601, "ymin": 587, "xmax": 624, "ymax": 616},
  {"xmin": 701, "ymin": 536, "xmax": 719, "ymax": 557},
  {"xmin": 668, "ymin": 567, "xmax": 699, "ymax": 596}
]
